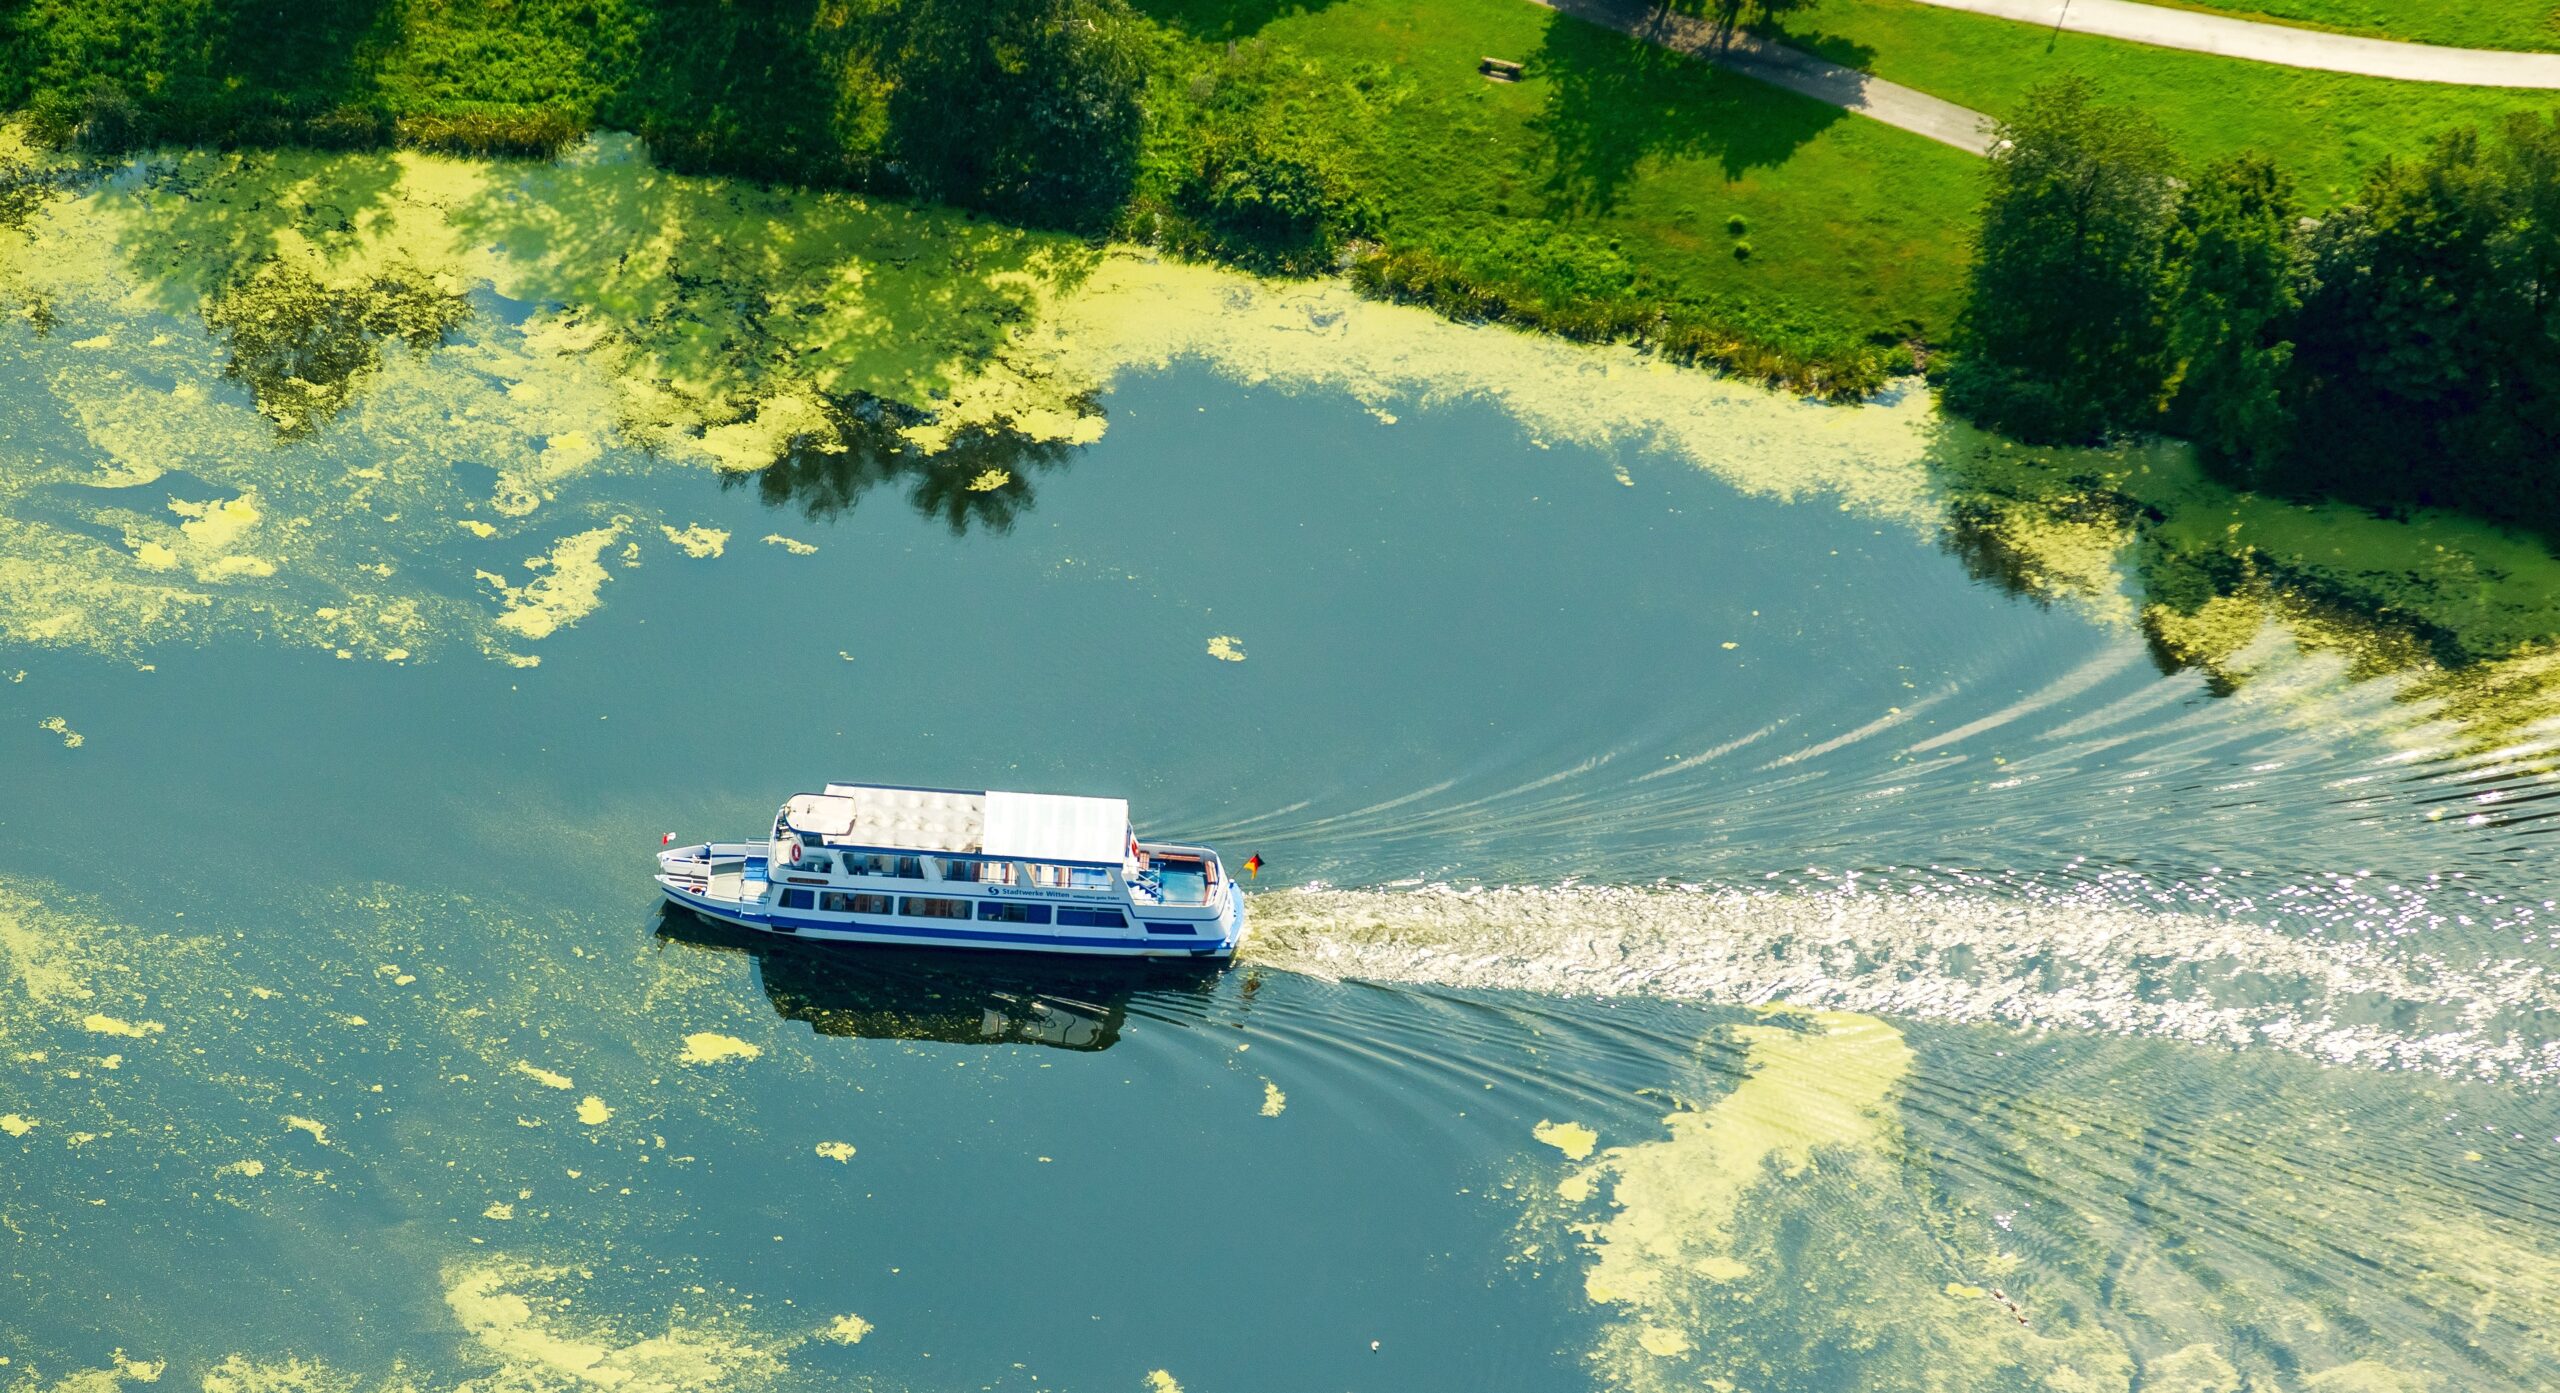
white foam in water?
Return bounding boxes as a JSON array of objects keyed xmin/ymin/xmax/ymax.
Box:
[{"xmin": 1244, "ymin": 874, "xmax": 2560, "ymax": 1083}]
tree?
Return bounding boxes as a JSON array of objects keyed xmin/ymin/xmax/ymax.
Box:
[
  {"xmin": 2477, "ymin": 110, "xmax": 2560, "ymax": 527},
  {"xmin": 1943, "ymin": 77, "xmax": 2180, "ymax": 444},
  {"xmin": 2284, "ymin": 129, "xmax": 2507, "ymax": 508},
  {"xmin": 885, "ymin": 0, "xmax": 1150, "ymax": 230},
  {"xmin": 2163, "ymin": 155, "xmax": 2299, "ymax": 476}
]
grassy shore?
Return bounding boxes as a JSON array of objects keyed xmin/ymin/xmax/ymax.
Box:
[
  {"xmin": 4, "ymin": 0, "xmax": 2557, "ymax": 405},
  {"xmin": 1138, "ymin": 0, "xmax": 1983, "ymax": 389}
]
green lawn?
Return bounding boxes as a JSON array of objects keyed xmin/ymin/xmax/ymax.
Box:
[
  {"xmin": 1764, "ymin": 0, "xmax": 2560, "ymax": 202},
  {"xmin": 2129, "ymin": 0, "xmax": 2560, "ymax": 54},
  {"xmin": 1142, "ymin": 0, "xmax": 1984, "ymax": 374}
]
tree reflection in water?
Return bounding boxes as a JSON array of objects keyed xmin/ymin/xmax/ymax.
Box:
[
  {"xmin": 654, "ymin": 908, "xmax": 1222, "ymax": 1052},
  {"xmin": 721, "ymin": 390, "xmax": 1099, "ymax": 537}
]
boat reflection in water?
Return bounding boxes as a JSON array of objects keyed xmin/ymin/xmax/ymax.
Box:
[{"xmin": 654, "ymin": 907, "xmax": 1224, "ymax": 1052}]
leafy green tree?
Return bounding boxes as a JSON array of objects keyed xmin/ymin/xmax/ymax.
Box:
[
  {"xmin": 2284, "ymin": 129, "xmax": 2506, "ymax": 509},
  {"xmin": 1944, "ymin": 77, "xmax": 2179, "ymax": 444},
  {"xmin": 2163, "ymin": 155, "xmax": 2299, "ymax": 476},
  {"xmin": 885, "ymin": 0, "xmax": 1149, "ymax": 229},
  {"xmin": 2478, "ymin": 110, "xmax": 2560, "ymax": 515}
]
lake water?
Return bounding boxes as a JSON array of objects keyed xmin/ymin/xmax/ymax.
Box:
[{"xmin": 3, "ymin": 140, "xmax": 2559, "ymax": 1393}]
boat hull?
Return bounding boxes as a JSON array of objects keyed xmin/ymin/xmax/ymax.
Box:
[{"xmin": 657, "ymin": 878, "xmax": 1246, "ymax": 961}]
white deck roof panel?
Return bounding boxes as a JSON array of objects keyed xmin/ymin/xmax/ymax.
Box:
[
  {"xmin": 811, "ymin": 784, "xmax": 986, "ymax": 853},
  {"xmin": 783, "ymin": 793, "xmax": 857, "ymax": 839},
  {"xmin": 982, "ymin": 790, "xmax": 1131, "ymax": 865}
]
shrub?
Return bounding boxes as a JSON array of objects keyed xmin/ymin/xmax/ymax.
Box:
[
  {"xmin": 1178, "ymin": 116, "xmax": 1376, "ymax": 272},
  {"xmin": 398, "ymin": 110, "xmax": 588, "ymax": 161}
]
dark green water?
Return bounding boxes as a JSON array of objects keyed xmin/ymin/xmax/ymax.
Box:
[{"xmin": 4, "ymin": 141, "xmax": 2560, "ymax": 1393}]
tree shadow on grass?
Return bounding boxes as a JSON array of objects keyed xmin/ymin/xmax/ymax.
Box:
[
  {"xmin": 1125, "ymin": 0, "xmax": 1353, "ymax": 43},
  {"xmin": 1530, "ymin": 6, "xmax": 1856, "ymax": 217}
]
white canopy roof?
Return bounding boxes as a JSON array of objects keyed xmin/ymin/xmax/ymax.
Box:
[
  {"xmin": 792, "ymin": 784, "xmax": 1129, "ymax": 865},
  {"xmin": 983, "ymin": 790, "xmax": 1130, "ymax": 866}
]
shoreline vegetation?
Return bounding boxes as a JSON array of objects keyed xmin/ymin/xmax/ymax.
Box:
[
  {"xmin": 0, "ymin": 129, "xmax": 2552, "ymax": 746},
  {"xmin": 1950, "ymin": 77, "xmax": 2560, "ymax": 546},
  {"xmin": 1, "ymin": 0, "xmax": 2555, "ymax": 546}
]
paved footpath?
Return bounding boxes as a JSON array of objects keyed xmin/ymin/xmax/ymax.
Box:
[
  {"xmin": 1905, "ymin": 0, "xmax": 2560, "ymax": 88},
  {"xmin": 1530, "ymin": 0, "xmax": 1999, "ymax": 152}
]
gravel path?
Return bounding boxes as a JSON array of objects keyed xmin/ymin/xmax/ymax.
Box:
[
  {"xmin": 1905, "ymin": 0, "xmax": 2560, "ymax": 88},
  {"xmin": 1531, "ymin": 0, "xmax": 2000, "ymax": 153}
]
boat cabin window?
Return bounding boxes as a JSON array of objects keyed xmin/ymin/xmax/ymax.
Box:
[
  {"xmin": 898, "ymin": 896, "xmax": 973, "ymax": 920},
  {"xmin": 785, "ymin": 850, "xmax": 833, "ymax": 873},
  {"xmin": 844, "ymin": 852, "xmax": 923, "ymax": 879},
  {"xmin": 937, "ymin": 857, "xmax": 1017, "ymax": 885},
  {"xmin": 779, "ymin": 888, "xmax": 815, "ymax": 910},
  {"xmin": 978, "ymin": 902, "xmax": 1052, "ymax": 925},
  {"xmin": 1055, "ymin": 907, "xmax": 1128, "ymax": 929},
  {"xmin": 1028, "ymin": 863, "xmax": 1114, "ymax": 890},
  {"xmin": 821, "ymin": 891, "xmax": 893, "ymax": 914}
]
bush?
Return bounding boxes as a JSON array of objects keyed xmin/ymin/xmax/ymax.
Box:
[
  {"xmin": 398, "ymin": 110, "xmax": 588, "ymax": 161},
  {"xmin": 1176, "ymin": 111, "xmax": 1376, "ymax": 271},
  {"xmin": 32, "ymin": 81, "xmax": 150, "ymax": 157}
]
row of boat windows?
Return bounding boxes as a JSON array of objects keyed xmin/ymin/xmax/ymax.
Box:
[
  {"xmin": 772, "ymin": 889, "xmax": 1178, "ymax": 932},
  {"xmin": 783, "ymin": 851, "xmax": 1114, "ymax": 889}
]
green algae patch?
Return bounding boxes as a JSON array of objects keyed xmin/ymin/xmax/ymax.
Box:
[
  {"xmin": 1531, "ymin": 1119, "xmax": 1597, "ymax": 1161},
  {"xmin": 0, "ymin": 137, "xmax": 1104, "ymax": 666},
  {"xmin": 1926, "ymin": 420, "xmax": 2560, "ymax": 759},
  {"xmin": 1572, "ymin": 1011, "xmax": 1910, "ymax": 1310},
  {"xmin": 204, "ymin": 256, "xmax": 470, "ymax": 437},
  {"xmin": 443, "ymin": 1258, "xmax": 795, "ymax": 1393},
  {"xmin": 0, "ymin": 135, "xmax": 2552, "ymax": 756},
  {"xmin": 659, "ymin": 524, "xmax": 728, "ymax": 559},
  {"xmin": 482, "ymin": 524, "xmax": 626, "ymax": 642},
  {"xmin": 678, "ymin": 1032, "xmax": 762, "ymax": 1065},
  {"xmin": 1544, "ymin": 1010, "xmax": 2149, "ymax": 1393}
]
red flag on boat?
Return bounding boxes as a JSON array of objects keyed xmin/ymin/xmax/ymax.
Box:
[
  {"xmin": 661, "ymin": 832, "xmax": 676, "ymax": 845},
  {"xmin": 1244, "ymin": 854, "xmax": 1263, "ymax": 878}
]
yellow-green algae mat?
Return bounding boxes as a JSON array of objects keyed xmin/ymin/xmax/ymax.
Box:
[
  {"xmin": 0, "ymin": 864, "xmax": 896, "ymax": 1393},
  {"xmin": 0, "ymin": 130, "xmax": 2553, "ymax": 756},
  {"xmin": 1516, "ymin": 1009, "xmax": 2556, "ymax": 1393}
]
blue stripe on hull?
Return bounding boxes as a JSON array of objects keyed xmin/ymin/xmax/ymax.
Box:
[{"xmin": 664, "ymin": 887, "xmax": 1233, "ymax": 957}]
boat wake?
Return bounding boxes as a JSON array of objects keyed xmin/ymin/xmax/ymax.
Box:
[{"xmin": 1242, "ymin": 871, "xmax": 2560, "ymax": 1083}]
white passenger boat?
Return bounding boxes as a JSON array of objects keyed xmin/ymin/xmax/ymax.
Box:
[{"xmin": 654, "ymin": 784, "xmax": 1248, "ymax": 959}]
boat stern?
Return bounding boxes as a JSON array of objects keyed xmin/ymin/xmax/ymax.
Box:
[{"xmin": 655, "ymin": 841, "xmax": 762, "ymax": 906}]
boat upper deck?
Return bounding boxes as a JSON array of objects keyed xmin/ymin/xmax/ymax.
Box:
[{"xmin": 780, "ymin": 784, "xmax": 1133, "ymax": 868}]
